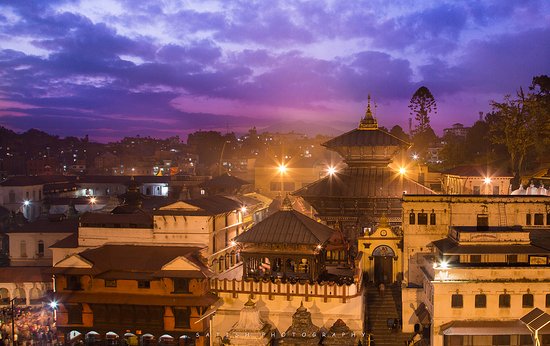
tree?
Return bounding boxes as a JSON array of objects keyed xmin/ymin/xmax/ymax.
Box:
[
  {"xmin": 488, "ymin": 89, "xmax": 536, "ymax": 185},
  {"xmin": 409, "ymin": 86, "xmax": 437, "ymax": 135},
  {"xmin": 389, "ymin": 125, "xmax": 410, "ymax": 142}
]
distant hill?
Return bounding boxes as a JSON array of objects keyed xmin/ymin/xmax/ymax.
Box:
[{"xmin": 259, "ymin": 120, "xmax": 350, "ymax": 137}]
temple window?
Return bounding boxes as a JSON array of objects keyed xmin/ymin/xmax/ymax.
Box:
[
  {"xmin": 526, "ymin": 214, "xmax": 532, "ymax": 225},
  {"xmin": 429, "ymin": 212, "xmax": 436, "ymax": 225}
]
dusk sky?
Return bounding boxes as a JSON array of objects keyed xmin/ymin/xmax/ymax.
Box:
[{"xmin": 0, "ymin": 0, "xmax": 549, "ymax": 142}]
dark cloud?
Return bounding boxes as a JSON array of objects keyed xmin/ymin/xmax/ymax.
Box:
[
  {"xmin": 420, "ymin": 28, "xmax": 550, "ymax": 94},
  {"xmin": 0, "ymin": 0, "xmax": 548, "ymax": 139}
]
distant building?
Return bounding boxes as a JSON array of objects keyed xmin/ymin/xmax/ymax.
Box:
[
  {"xmin": 52, "ymin": 245, "xmax": 215, "ymax": 345},
  {"xmin": 6, "ymin": 216, "xmax": 78, "ymax": 266},
  {"xmin": 401, "ymin": 195, "xmax": 550, "ymax": 345},
  {"xmin": 441, "ymin": 165, "xmax": 513, "ymax": 195},
  {"xmin": 443, "ymin": 123, "xmax": 469, "ymax": 138}
]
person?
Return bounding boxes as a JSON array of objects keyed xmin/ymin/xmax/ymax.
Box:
[{"xmin": 378, "ymin": 282, "xmax": 385, "ymax": 297}]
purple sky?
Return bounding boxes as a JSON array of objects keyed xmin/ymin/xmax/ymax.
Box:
[{"xmin": 0, "ymin": 1, "xmax": 549, "ymax": 142}]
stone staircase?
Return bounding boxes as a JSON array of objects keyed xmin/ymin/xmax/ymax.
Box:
[{"xmin": 365, "ymin": 284, "xmax": 413, "ymax": 346}]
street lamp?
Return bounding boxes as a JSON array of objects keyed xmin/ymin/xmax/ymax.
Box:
[
  {"xmin": 277, "ymin": 163, "xmax": 287, "ymax": 197},
  {"xmin": 327, "ymin": 166, "xmax": 337, "ymax": 176},
  {"xmin": 9, "ymin": 297, "xmax": 16, "ymax": 346}
]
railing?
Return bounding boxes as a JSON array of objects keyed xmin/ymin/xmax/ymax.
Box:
[{"xmin": 210, "ymin": 269, "xmax": 362, "ymax": 303}]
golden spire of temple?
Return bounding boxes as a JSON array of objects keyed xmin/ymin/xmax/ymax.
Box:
[{"xmin": 359, "ymin": 94, "xmax": 378, "ymax": 130}]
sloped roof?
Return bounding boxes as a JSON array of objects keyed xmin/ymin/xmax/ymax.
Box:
[
  {"xmin": 323, "ymin": 127, "xmax": 409, "ymax": 149},
  {"xmin": 50, "ymin": 233, "xmax": 79, "ymax": 249},
  {"xmin": 176, "ymin": 196, "xmax": 242, "ymax": 214},
  {"xmin": 73, "ymin": 245, "xmax": 212, "ymax": 278},
  {"xmin": 0, "ymin": 266, "xmax": 51, "ymax": 282},
  {"xmin": 79, "ymin": 211, "xmax": 153, "ymax": 226},
  {"xmin": 200, "ymin": 173, "xmax": 250, "ymax": 190},
  {"xmin": 235, "ymin": 209, "xmax": 333, "ymax": 245},
  {"xmin": 294, "ymin": 167, "xmax": 434, "ymax": 198}
]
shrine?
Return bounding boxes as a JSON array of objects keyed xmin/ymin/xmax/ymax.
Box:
[{"xmin": 235, "ymin": 197, "xmax": 333, "ymax": 282}]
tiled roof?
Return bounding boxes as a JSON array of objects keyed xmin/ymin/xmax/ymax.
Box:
[
  {"xmin": 50, "ymin": 233, "xmax": 78, "ymax": 249},
  {"xmin": 323, "ymin": 128, "xmax": 408, "ymax": 149},
  {"xmin": 182, "ymin": 196, "xmax": 243, "ymax": 214},
  {"xmin": 79, "ymin": 211, "xmax": 153, "ymax": 227},
  {"xmin": 235, "ymin": 209, "xmax": 333, "ymax": 245},
  {"xmin": 74, "ymin": 245, "xmax": 212, "ymax": 278},
  {"xmin": 294, "ymin": 167, "xmax": 434, "ymax": 198},
  {"xmin": 0, "ymin": 266, "xmax": 52, "ymax": 282}
]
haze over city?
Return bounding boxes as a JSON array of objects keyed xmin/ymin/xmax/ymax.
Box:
[{"xmin": 0, "ymin": 0, "xmax": 549, "ymax": 141}]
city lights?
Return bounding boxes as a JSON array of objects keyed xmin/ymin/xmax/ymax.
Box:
[
  {"xmin": 327, "ymin": 166, "xmax": 337, "ymax": 176},
  {"xmin": 23, "ymin": 200, "xmax": 30, "ymax": 206},
  {"xmin": 240, "ymin": 206, "xmax": 247, "ymax": 213},
  {"xmin": 398, "ymin": 167, "xmax": 407, "ymax": 175},
  {"xmin": 49, "ymin": 300, "xmax": 58, "ymax": 309},
  {"xmin": 278, "ymin": 164, "xmax": 287, "ymax": 174},
  {"xmin": 412, "ymin": 153, "xmax": 419, "ymax": 160},
  {"xmin": 483, "ymin": 177, "xmax": 492, "ymax": 184}
]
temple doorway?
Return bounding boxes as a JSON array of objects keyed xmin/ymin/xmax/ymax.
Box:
[{"xmin": 373, "ymin": 245, "xmax": 395, "ymax": 284}]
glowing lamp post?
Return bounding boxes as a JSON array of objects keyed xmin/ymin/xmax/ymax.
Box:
[{"xmin": 278, "ymin": 163, "xmax": 287, "ymax": 197}]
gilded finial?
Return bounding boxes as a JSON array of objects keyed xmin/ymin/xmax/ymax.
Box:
[{"xmin": 359, "ymin": 94, "xmax": 378, "ymax": 130}]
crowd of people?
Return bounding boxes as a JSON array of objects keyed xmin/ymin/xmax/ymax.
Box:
[{"xmin": 0, "ymin": 306, "xmax": 57, "ymax": 345}]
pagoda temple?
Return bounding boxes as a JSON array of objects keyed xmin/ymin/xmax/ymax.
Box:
[{"xmin": 294, "ymin": 96, "xmax": 434, "ymax": 240}]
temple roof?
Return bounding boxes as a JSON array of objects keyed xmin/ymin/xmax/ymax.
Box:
[
  {"xmin": 294, "ymin": 167, "xmax": 434, "ymax": 198},
  {"xmin": 323, "ymin": 127, "xmax": 409, "ymax": 149},
  {"xmin": 235, "ymin": 209, "xmax": 333, "ymax": 245}
]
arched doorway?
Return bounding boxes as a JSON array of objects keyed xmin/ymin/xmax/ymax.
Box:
[{"xmin": 373, "ymin": 245, "xmax": 395, "ymax": 284}]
